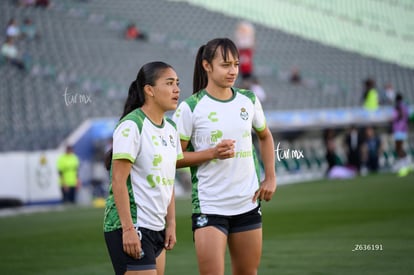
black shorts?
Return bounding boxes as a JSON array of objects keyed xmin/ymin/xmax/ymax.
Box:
[
  {"xmin": 104, "ymin": 227, "xmax": 165, "ymax": 275},
  {"xmin": 192, "ymin": 206, "xmax": 262, "ymax": 235}
]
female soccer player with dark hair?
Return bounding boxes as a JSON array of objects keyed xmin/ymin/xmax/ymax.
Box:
[
  {"xmin": 173, "ymin": 38, "xmax": 277, "ymax": 275},
  {"xmin": 103, "ymin": 61, "xmax": 182, "ymax": 275}
]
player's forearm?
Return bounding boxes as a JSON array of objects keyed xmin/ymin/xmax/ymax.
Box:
[
  {"xmin": 258, "ymin": 131, "xmax": 276, "ymax": 181},
  {"xmin": 112, "ymin": 160, "xmax": 134, "ymax": 230},
  {"xmin": 112, "ymin": 179, "xmax": 134, "ymax": 230},
  {"xmin": 165, "ymin": 189, "xmax": 176, "ymax": 228},
  {"xmin": 176, "ymin": 149, "xmax": 215, "ymax": 168}
]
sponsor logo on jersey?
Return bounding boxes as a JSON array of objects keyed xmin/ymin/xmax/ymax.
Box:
[
  {"xmin": 146, "ymin": 174, "xmax": 160, "ymax": 188},
  {"xmin": 146, "ymin": 174, "xmax": 174, "ymax": 188},
  {"xmin": 122, "ymin": 128, "xmax": 130, "ymax": 137},
  {"xmin": 235, "ymin": 150, "xmax": 253, "ymax": 158},
  {"xmin": 153, "ymin": 154, "xmax": 162, "ymax": 166},
  {"xmin": 208, "ymin": 112, "xmax": 218, "ymax": 122},
  {"xmin": 242, "ymin": 130, "xmax": 250, "ymax": 138},
  {"xmin": 210, "ymin": 130, "xmax": 223, "ymax": 143},
  {"xmin": 152, "ymin": 135, "xmax": 159, "ymax": 146}
]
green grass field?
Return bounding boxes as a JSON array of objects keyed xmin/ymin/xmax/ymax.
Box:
[{"xmin": 1, "ymin": 172, "xmax": 413, "ymax": 275}]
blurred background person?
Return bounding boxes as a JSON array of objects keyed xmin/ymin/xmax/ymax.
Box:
[
  {"xmin": 392, "ymin": 93, "xmax": 410, "ymax": 172},
  {"xmin": 5, "ymin": 18, "xmax": 21, "ymax": 40},
  {"xmin": 324, "ymin": 129, "xmax": 342, "ymax": 175},
  {"xmin": 362, "ymin": 126, "xmax": 382, "ymax": 174},
  {"xmin": 35, "ymin": 0, "xmax": 50, "ymax": 8},
  {"xmin": 124, "ymin": 22, "xmax": 147, "ymax": 41},
  {"xmin": 362, "ymin": 77, "xmax": 379, "ymax": 111},
  {"xmin": 17, "ymin": 0, "xmax": 36, "ymax": 7},
  {"xmin": 234, "ymin": 20, "xmax": 255, "ymax": 80},
  {"xmin": 289, "ymin": 66, "xmax": 302, "ymax": 85},
  {"xmin": 325, "ymin": 128, "xmax": 355, "ymax": 179},
  {"xmin": 344, "ymin": 125, "xmax": 363, "ymax": 174},
  {"xmin": 381, "ymin": 82, "xmax": 396, "ymax": 105},
  {"xmin": 1, "ymin": 36, "xmax": 26, "ymax": 71},
  {"xmin": 57, "ymin": 145, "xmax": 80, "ymax": 204},
  {"xmin": 21, "ymin": 18, "xmax": 39, "ymax": 40}
]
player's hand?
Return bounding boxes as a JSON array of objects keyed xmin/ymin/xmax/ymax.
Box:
[
  {"xmin": 253, "ymin": 178, "xmax": 276, "ymax": 202},
  {"xmin": 122, "ymin": 229, "xmax": 143, "ymax": 259},
  {"xmin": 164, "ymin": 226, "xmax": 176, "ymax": 250},
  {"xmin": 213, "ymin": 139, "xmax": 235, "ymax": 160}
]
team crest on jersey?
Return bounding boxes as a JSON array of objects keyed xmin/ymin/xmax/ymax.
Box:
[
  {"xmin": 196, "ymin": 215, "xmax": 208, "ymax": 227},
  {"xmin": 240, "ymin": 107, "xmax": 249, "ymax": 120},
  {"xmin": 169, "ymin": 135, "xmax": 176, "ymax": 148},
  {"xmin": 161, "ymin": 135, "xmax": 168, "ymax": 146}
]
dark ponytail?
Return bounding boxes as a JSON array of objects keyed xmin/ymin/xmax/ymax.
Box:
[
  {"xmin": 120, "ymin": 79, "xmax": 146, "ymax": 119},
  {"xmin": 105, "ymin": 61, "xmax": 173, "ymax": 170},
  {"xmin": 192, "ymin": 38, "xmax": 239, "ymax": 94},
  {"xmin": 104, "ymin": 148, "xmax": 113, "ymax": 171},
  {"xmin": 193, "ymin": 45, "xmax": 208, "ymax": 94}
]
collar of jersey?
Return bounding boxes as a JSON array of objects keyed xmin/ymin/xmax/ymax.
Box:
[
  {"xmin": 203, "ymin": 87, "xmax": 236, "ymax": 103},
  {"xmin": 138, "ymin": 108, "xmax": 165, "ymax": 128}
]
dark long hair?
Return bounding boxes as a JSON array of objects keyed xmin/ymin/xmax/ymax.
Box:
[
  {"xmin": 105, "ymin": 61, "xmax": 173, "ymax": 170},
  {"xmin": 193, "ymin": 38, "xmax": 239, "ymax": 94}
]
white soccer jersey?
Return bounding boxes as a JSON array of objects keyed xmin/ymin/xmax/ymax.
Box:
[
  {"xmin": 104, "ymin": 109, "xmax": 183, "ymax": 232},
  {"xmin": 173, "ymin": 88, "xmax": 266, "ymax": 215}
]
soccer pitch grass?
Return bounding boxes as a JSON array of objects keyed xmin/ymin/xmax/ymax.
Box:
[{"xmin": 0, "ymin": 172, "xmax": 413, "ymax": 275}]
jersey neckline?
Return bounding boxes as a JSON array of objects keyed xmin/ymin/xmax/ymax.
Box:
[
  {"xmin": 203, "ymin": 87, "xmax": 236, "ymax": 103},
  {"xmin": 138, "ymin": 108, "xmax": 165, "ymax": 128}
]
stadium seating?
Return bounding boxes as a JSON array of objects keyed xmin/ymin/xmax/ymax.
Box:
[{"xmin": 0, "ymin": 0, "xmax": 413, "ymax": 156}]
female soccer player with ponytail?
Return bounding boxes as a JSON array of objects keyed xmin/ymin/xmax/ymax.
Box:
[
  {"xmin": 103, "ymin": 61, "xmax": 182, "ymax": 275},
  {"xmin": 173, "ymin": 38, "xmax": 276, "ymax": 275}
]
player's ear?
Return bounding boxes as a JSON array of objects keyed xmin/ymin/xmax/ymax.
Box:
[
  {"xmin": 202, "ymin": 60, "xmax": 211, "ymax": 73},
  {"xmin": 144, "ymin": 84, "xmax": 154, "ymax": 97}
]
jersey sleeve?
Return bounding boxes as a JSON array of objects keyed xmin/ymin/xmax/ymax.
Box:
[
  {"xmin": 173, "ymin": 102, "xmax": 193, "ymax": 141},
  {"xmin": 252, "ymin": 97, "xmax": 267, "ymax": 132},
  {"xmin": 112, "ymin": 120, "xmax": 140, "ymax": 163}
]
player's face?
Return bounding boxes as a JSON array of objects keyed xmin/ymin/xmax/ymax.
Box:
[
  {"xmin": 152, "ymin": 68, "xmax": 180, "ymax": 111},
  {"xmin": 208, "ymin": 49, "xmax": 239, "ymax": 88}
]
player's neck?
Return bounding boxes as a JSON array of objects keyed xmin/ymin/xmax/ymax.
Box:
[
  {"xmin": 141, "ymin": 105, "xmax": 164, "ymax": 126},
  {"xmin": 205, "ymin": 85, "xmax": 233, "ymax": 101}
]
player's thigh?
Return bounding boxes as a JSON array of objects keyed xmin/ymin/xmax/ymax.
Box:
[
  {"xmin": 155, "ymin": 249, "xmax": 166, "ymax": 275},
  {"xmin": 228, "ymin": 228, "xmax": 262, "ymax": 274},
  {"xmin": 194, "ymin": 226, "xmax": 227, "ymax": 275}
]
